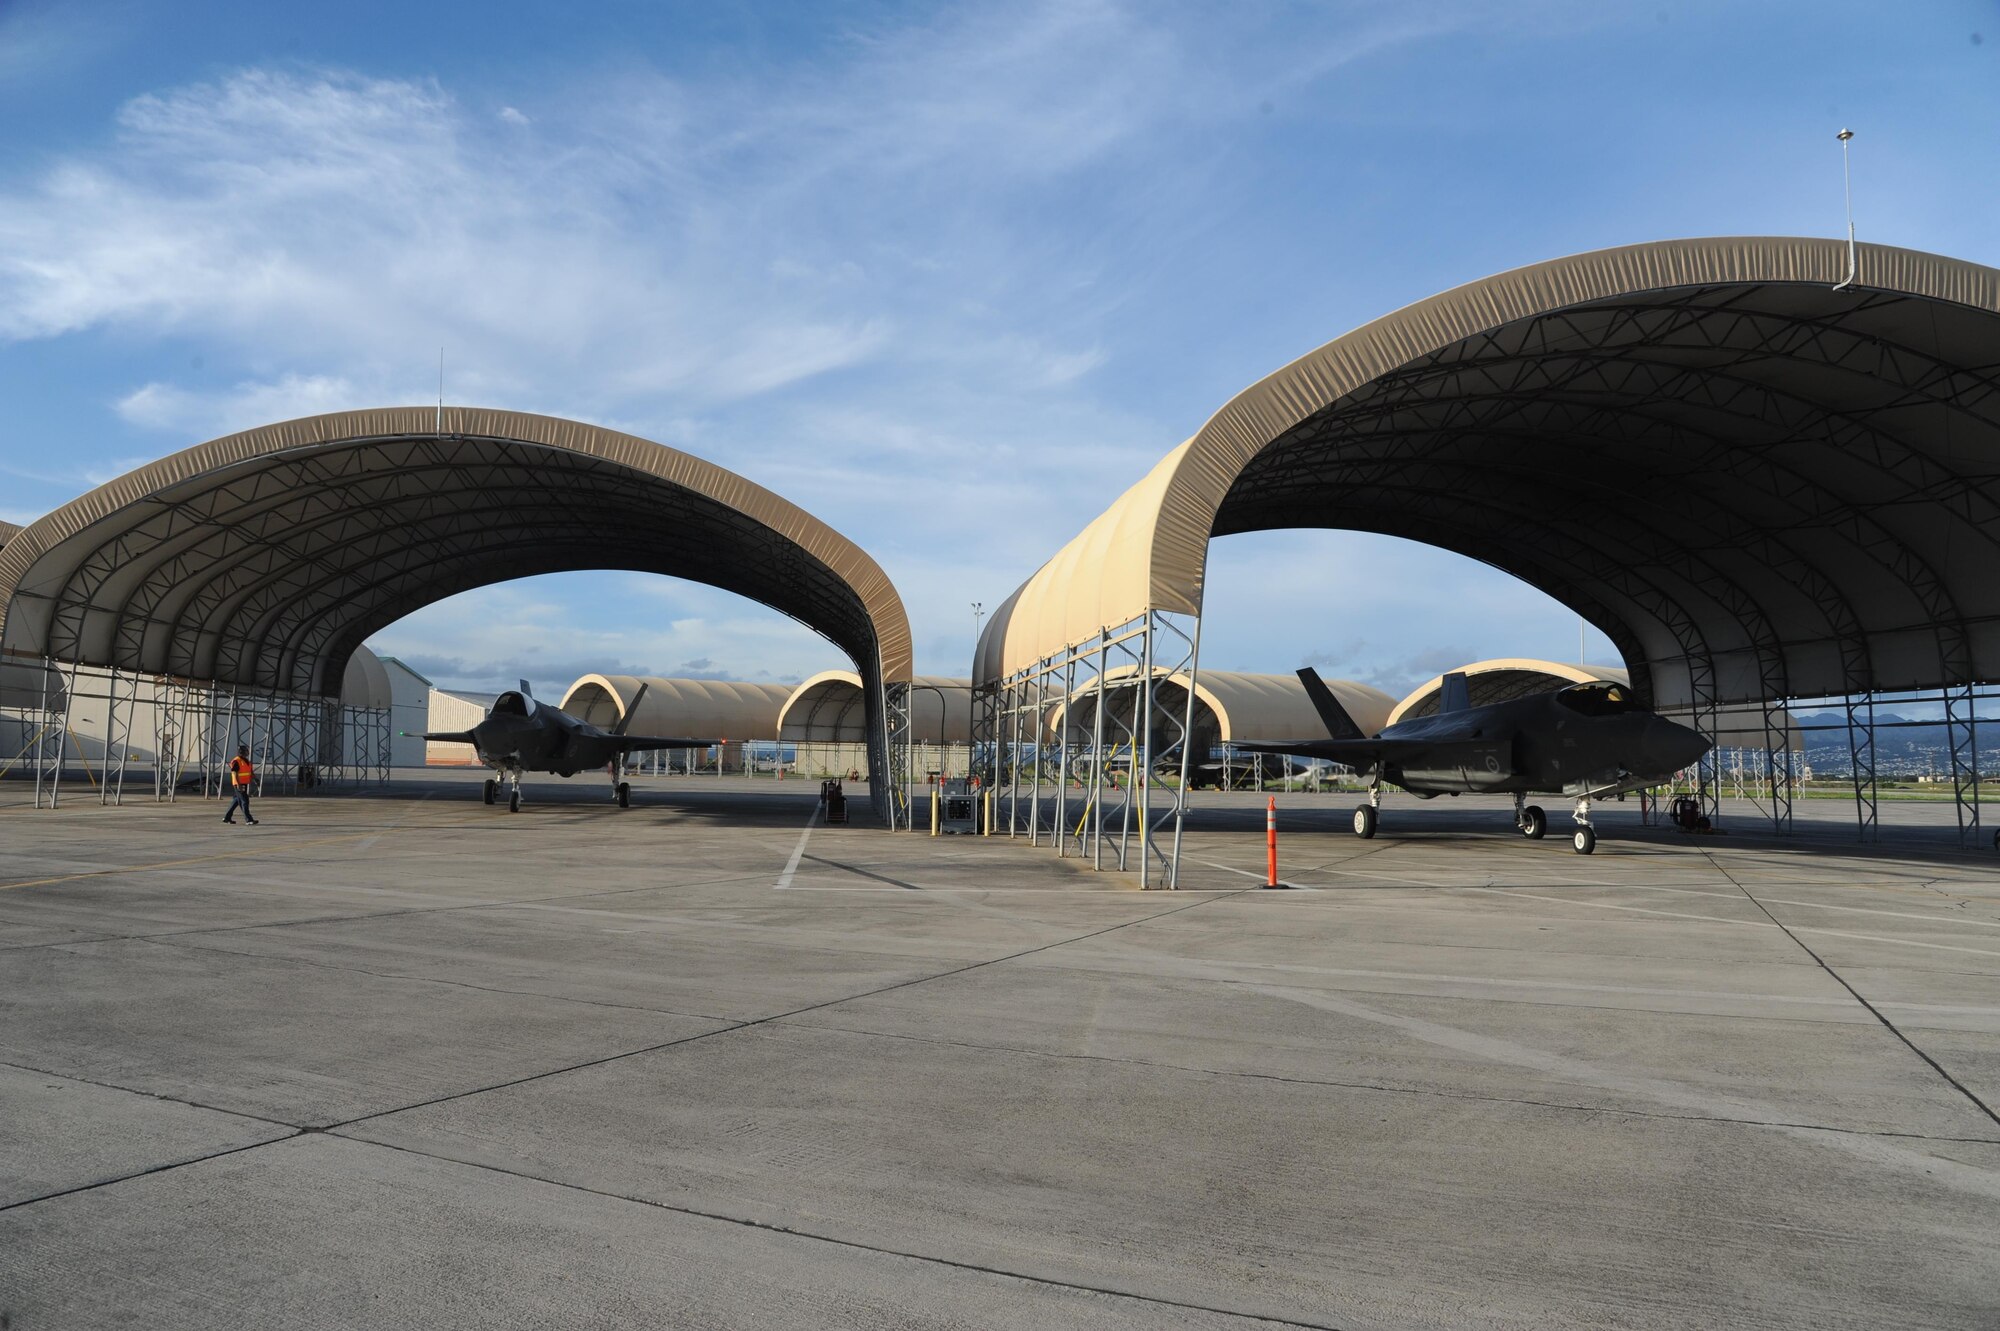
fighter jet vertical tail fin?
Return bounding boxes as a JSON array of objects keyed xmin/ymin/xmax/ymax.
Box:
[
  {"xmin": 1295, "ymin": 668, "xmax": 1366, "ymax": 740},
  {"xmin": 1439, "ymin": 672, "xmax": 1471, "ymax": 714},
  {"xmin": 612, "ymin": 682, "xmax": 650, "ymax": 736}
]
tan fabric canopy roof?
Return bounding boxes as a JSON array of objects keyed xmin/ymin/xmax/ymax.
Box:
[
  {"xmin": 977, "ymin": 238, "xmax": 2000, "ymax": 710},
  {"xmin": 559, "ymin": 675, "xmax": 795, "ymax": 741},
  {"xmin": 0, "ymin": 408, "xmax": 912, "ymax": 702},
  {"xmin": 1388, "ymin": 659, "xmax": 1627, "ymax": 725},
  {"xmin": 0, "ymin": 519, "xmax": 22, "ymax": 550},
  {"xmin": 339, "ymin": 644, "xmax": 395, "ymax": 711},
  {"xmin": 1051, "ymin": 668, "xmax": 1395, "ymax": 744},
  {"xmin": 779, "ymin": 671, "xmax": 973, "ymax": 744}
]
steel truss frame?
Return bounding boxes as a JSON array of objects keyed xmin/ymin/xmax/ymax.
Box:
[
  {"xmin": 1781, "ymin": 684, "xmax": 1993, "ymax": 845},
  {"xmin": 882, "ymin": 680, "xmax": 911, "ymax": 830},
  {"xmin": 1210, "ymin": 288, "xmax": 2000, "ymax": 829},
  {"xmin": 5, "ymin": 653, "xmax": 391, "ymax": 810},
  {"xmin": 978, "ymin": 610, "xmax": 1200, "ymax": 887}
]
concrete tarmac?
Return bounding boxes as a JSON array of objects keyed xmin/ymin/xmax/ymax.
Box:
[{"xmin": 2, "ymin": 771, "xmax": 1997, "ymax": 1328}]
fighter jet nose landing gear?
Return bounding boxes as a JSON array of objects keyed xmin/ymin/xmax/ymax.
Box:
[
  {"xmin": 1571, "ymin": 796, "xmax": 1595, "ymax": 854},
  {"xmin": 509, "ymin": 787, "xmax": 521, "ymax": 813},
  {"xmin": 616, "ymin": 781, "xmax": 631, "ymax": 808}
]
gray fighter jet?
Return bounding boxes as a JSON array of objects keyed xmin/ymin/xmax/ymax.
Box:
[
  {"xmin": 413, "ymin": 681, "xmax": 712, "ymax": 812},
  {"xmin": 1227, "ymin": 668, "xmax": 1710, "ymax": 853}
]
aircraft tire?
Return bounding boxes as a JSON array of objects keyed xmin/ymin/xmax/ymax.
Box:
[
  {"xmin": 509, "ymin": 787, "xmax": 521, "ymax": 814},
  {"xmin": 1353, "ymin": 805, "xmax": 1378, "ymax": 839},
  {"xmin": 482, "ymin": 779, "xmax": 496, "ymax": 806},
  {"xmin": 616, "ymin": 781, "xmax": 631, "ymax": 808},
  {"xmin": 1520, "ymin": 805, "xmax": 1546, "ymax": 839},
  {"xmin": 1573, "ymin": 826, "xmax": 1596, "ymax": 855}
]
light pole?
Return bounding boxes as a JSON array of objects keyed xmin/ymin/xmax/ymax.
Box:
[
  {"xmin": 970, "ymin": 602, "xmax": 985, "ymax": 780},
  {"xmin": 1833, "ymin": 128, "xmax": 1857, "ymax": 291}
]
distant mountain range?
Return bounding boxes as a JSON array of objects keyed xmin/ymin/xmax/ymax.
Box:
[{"xmin": 1787, "ymin": 711, "xmax": 1983, "ymax": 776}]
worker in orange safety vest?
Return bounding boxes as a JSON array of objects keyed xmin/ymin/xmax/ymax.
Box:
[{"xmin": 223, "ymin": 744, "xmax": 259, "ymax": 825}]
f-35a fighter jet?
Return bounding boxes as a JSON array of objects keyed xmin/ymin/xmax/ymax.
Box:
[
  {"xmin": 413, "ymin": 681, "xmax": 713, "ymax": 812},
  {"xmin": 1229, "ymin": 668, "xmax": 1710, "ymax": 853}
]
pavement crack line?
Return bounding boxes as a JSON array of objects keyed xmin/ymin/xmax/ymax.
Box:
[
  {"xmin": 0, "ymin": 1055, "xmax": 304, "ymax": 1133},
  {"xmin": 322, "ymin": 1132, "xmax": 1346, "ymax": 1331},
  {"xmin": 317, "ymin": 886, "xmax": 1257, "ymax": 1133},
  {"xmin": 1694, "ymin": 845, "xmax": 2000, "ymax": 1132},
  {"xmin": 0, "ymin": 1133, "xmax": 304, "ymax": 1216},
  {"xmin": 764, "ymin": 1019, "xmax": 2000, "ymax": 1145}
]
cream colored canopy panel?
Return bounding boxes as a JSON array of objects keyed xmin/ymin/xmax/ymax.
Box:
[
  {"xmin": 1388, "ymin": 659, "xmax": 1629, "ymax": 726},
  {"xmin": 1048, "ymin": 668, "xmax": 1394, "ymax": 744},
  {"xmin": 780, "ymin": 671, "xmax": 974, "ymax": 744},
  {"xmin": 972, "ymin": 441, "xmax": 1196, "ymax": 684},
  {"xmin": 340, "ymin": 644, "xmax": 395, "ymax": 711},
  {"xmin": 560, "ymin": 674, "xmax": 794, "ymax": 741},
  {"xmin": 976, "ymin": 239, "xmax": 2000, "ymax": 706}
]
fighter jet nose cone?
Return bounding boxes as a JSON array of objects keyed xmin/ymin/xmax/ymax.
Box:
[{"xmin": 1647, "ymin": 717, "xmax": 1711, "ymax": 776}]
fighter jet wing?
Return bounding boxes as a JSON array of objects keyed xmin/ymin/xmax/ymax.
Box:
[
  {"xmin": 1226, "ymin": 737, "xmax": 1435, "ymax": 764},
  {"xmin": 614, "ymin": 735, "xmax": 716, "ymax": 752}
]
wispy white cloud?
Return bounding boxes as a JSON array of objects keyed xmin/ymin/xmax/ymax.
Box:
[
  {"xmin": 0, "ymin": 2, "xmax": 1538, "ymax": 678},
  {"xmin": 115, "ymin": 373, "xmax": 364, "ymax": 436}
]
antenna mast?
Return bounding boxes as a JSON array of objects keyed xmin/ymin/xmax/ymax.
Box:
[{"xmin": 1832, "ymin": 128, "xmax": 1857, "ymax": 291}]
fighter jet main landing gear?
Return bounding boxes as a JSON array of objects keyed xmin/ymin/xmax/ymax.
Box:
[
  {"xmin": 616, "ymin": 781, "xmax": 631, "ymax": 808},
  {"xmin": 1571, "ymin": 796, "xmax": 1595, "ymax": 854},
  {"xmin": 1514, "ymin": 793, "xmax": 1546, "ymax": 840},
  {"xmin": 1353, "ymin": 781, "xmax": 1382, "ymax": 838},
  {"xmin": 483, "ymin": 779, "xmax": 497, "ymax": 806}
]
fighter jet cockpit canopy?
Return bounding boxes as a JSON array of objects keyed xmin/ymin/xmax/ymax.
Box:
[
  {"xmin": 491, "ymin": 690, "xmax": 535, "ymax": 718},
  {"xmin": 1553, "ymin": 681, "xmax": 1641, "ymax": 717}
]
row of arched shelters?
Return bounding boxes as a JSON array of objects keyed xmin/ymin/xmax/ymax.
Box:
[{"xmin": 5, "ymin": 238, "xmax": 1996, "ymax": 855}]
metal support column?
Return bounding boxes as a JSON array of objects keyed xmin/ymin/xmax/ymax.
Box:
[
  {"xmin": 1945, "ymin": 682, "xmax": 1981, "ymax": 847},
  {"xmin": 1761, "ymin": 703, "xmax": 1793, "ymax": 834},
  {"xmin": 1846, "ymin": 692, "xmax": 1878, "ymax": 843}
]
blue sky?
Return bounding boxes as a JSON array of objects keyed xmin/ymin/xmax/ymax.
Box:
[{"xmin": 1, "ymin": 1, "xmax": 1994, "ymax": 698}]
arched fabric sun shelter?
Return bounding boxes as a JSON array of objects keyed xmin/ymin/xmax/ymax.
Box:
[
  {"xmin": 560, "ymin": 674, "xmax": 795, "ymax": 772},
  {"xmin": 0, "ymin": 408, "xmax": 915, "ymax": 822},
  {"xmin": 978, "ymin": 238, "xmax": 2000, "ymax": 878},
  {"xmin": 1051, "ymin": 669, "xmax": 1395, "ymax": 749},
  {"xmin": 779, "ymin": 671, "xmax": 974, "ymax": 744}
]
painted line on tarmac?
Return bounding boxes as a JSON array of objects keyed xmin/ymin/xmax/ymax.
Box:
[
  {"xmin": 1242, "ymin": 980, "xmax": 2000, "ymax": 1203},
  {"xmin": 0, "ymin": 831, "xmax": 388, "ymax": 892},
  {"xmin": 1190, "ymin": 858, "xmax": 1318, "ymax": 890},
  {"xmin": 1604, "ymin": 880, "xmax": 2000, "ymax": 930},
  {"xmin": 1469, "ymin": 887, "xmax": 2000, "ymax": 959},
  {"xmin": 773, "ymin": 805, "xmax": 820, "ymax": 890},
  {"xmin": 799, "ymin": 853, "xmax": 923, "ymax": 890}
]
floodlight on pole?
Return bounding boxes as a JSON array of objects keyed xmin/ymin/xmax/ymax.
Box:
[{"xmin": 1832, "ymin": 128, "xmax": 1857, "ymax": 291}]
